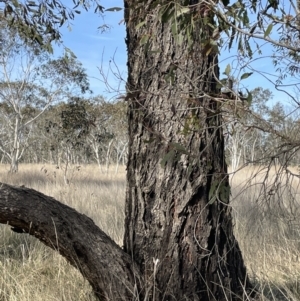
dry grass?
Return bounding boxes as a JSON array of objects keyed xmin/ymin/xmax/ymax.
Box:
[
  {"xmin": 0, "ymin": 163, "xmax": 126, "ymax": 301},
  {"xmin": 0, "ymin": 163, "xmax": 299, "ymax": 300},
  {"xmin": 230, "ymin": 165, "xmax": 300, "ymax": 300}
]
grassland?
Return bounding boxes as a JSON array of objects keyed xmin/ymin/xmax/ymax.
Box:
[{"xmin": 0, "ymin": 163, "xmax": 299, "ymax": 300}]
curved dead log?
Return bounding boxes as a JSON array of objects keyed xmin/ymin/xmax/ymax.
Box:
[{"xmin": 0, "ymin": 182, "xmax": 143, "ymax": 301}]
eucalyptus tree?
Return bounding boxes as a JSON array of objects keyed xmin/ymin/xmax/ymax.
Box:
[
  {"xmin": 224, "ymin": 87, "xmax": 274, "ymax": 169},
  {"xmin": 0, "ymin": 22, "xmax": 90, "ymax": 172},
  {"xmin": 41, "ymin": 98, "xmax": 97, "ymax": 183},
  {"xmin": 87, "ymin": 98, "xmax": 128, "ymax": 172},
  {"xmin": 29, "ymin": 98, "xmax": 126, "ymax": 168},
  {"xmin": 0, "ymin": 0, "xmax": 300, "ymax": 301},
  {"xmin": 85, "ymin": 96, "xmax": 118, "ymax": 171}
]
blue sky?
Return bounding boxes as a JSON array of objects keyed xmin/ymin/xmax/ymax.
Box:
[
  {"xmin": 58, "ymin": 0, "xmax": 297, "ymax": 106},
  {"xmin": 59, "ymin": 0, "xmax": 126, "ymax": 100}
]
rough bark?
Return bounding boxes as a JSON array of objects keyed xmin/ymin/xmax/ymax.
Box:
[
  {"xmin": 0, "ymin": 183, "xmax": 142, "ymax": 301},
  {"xmin": 123, "ymin": 1, "xmax": 254, "ymax": 300}
]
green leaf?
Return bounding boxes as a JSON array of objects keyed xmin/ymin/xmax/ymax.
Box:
[
  {"xmin": 140, "ymin": 35, "xmax": 149, "ymax": 45},
  {"xmin": 161, "ymin": 6, "xmax": 174, "ymax": 23},
  {"xmin": 176, "ymin": 7, "xmax": 190, "ymax": 17},
  {"xmin": 208, "ymin": 180, "xmax": 219, "ymax": 205},
  {"xmin": 105, "ymin": 7, "xmax": 122, "ymax": 12},
  {"xmin": 219, "ymin": 182, "xmax": 231, "ymax": 203},
  {"xmin": 176, "ymin": 33, "xmax": 184, "ymax": 45},
  {"xmin": 221, "ymin": 0, "xmax": 230, "ymax": 6},
  {"xmin": 268, "ymin": 0, "xmax": 278, "ymax": 10},
  {"xmin": 224, "ymin": 64, "xmax": 231, "ymax": 76},
  {"xmin": 251, "ymin": 0, "xmax": 258, "ymax": 12},
  {"xmin": 203, "ymin": 44, "xmax": 213, "ymax": 56},
  {"xmin": 216, "ymin": 78, "xmax": 227, "ymax": 89},
  {"xmin": 264, "ymin": 24, "xmax": 273, "ymax": 38},
  {"xmin": 246, "ymin": 89, "xmax": 253, "ymax": 105},
  {"xmin": 243, "ymin": 11, "xmax": 249, "ymax": 26},
  {"xmin": 135, "ymin": 21, "xmax": 146, "ymax": 30},
  {"xmin": 34, "ymin": 34, "xmax": 43, "ymax": 45},
  {"xmin": 240, "ymin": 72, "xmax": 253, "ymax": 80},
  {"xmin": 148, "ymin": 50, "xmax": 160, "ymax": 54},
  {"xmin": 161, "ymin": 150, "xmax": 175, "ymax": 167},
  {"xmin": 238, "ymin": 36, "xmax": 244, "ymax": 55},
  {"xmin": 143, "ymin": 138, "xmax": 155, "ymax": 144},
  {"xmin": 169, "ymin": 142, "xmax": 189, "ymax": 155},
  {"xmin": 171, "ymin": 21, "xmax": 177, "ymax": 37},
  {"xmin": 64, "ymin": 47, "xmax": 77, "ymax": 59}
]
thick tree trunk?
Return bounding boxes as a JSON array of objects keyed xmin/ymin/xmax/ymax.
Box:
[
  {"xmin": 0, "ymin": 183, "xmax": 142, "ymax": 301},
  {"xmin": 0, "ymin": 2, "xmax": 257, "ymax": 300},
  {"xmin": 123, "ymin": 1, "xmax": 253, "ymax": 300}
]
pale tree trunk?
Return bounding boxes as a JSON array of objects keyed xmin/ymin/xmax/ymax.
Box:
[
  {"xmin": 123, "ymin": 0, "xmax": 253, "ymax": 300},
  {"xmin": 63, "ymin": 148, "xmax": 71, "ymax": 185},
  {"xmin": 10, "ymin": 115, "xmax": 21, "ymax": 173},
  {"xmin": 89, "ymin": 138, "xmax": 102, "ymax": 169},
  {"xmin": 249, "ymin": 134, "xmax": 258, "ymax": 164},
  {"xmin": 115, "ymin": 142, "xmax": 128, "ymax": 174},
  {"xmin": 10, "ymin": 154, "xmax": 19, "ymax": 173},
  {"xmin": 229, "ymin": 135, "xmax": 242, "ymax": 172},
  {"xmin": 105, "ymin": 139, "xmax": 114, "ymax": 174},
  {"xmin": 94, "ymin": 146, "xmax": 101, "ymax": 168}
]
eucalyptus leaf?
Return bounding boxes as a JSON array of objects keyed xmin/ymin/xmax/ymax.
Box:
[
  {"xmin": 176, "ymin": 7, "xmax": 190, "ymax": 17},
  {"xmin": 140, "ymin": 35, "xmax": 149, "ymax": 45},
  {"xmin": 169, "ymin": 142, "xmax": 189, "ymax": 155},
  {"xmin": 161, "ymin": 150, "xmax": 176, "ymax": 167},
  {"xmin": 240, "ymin": 72, "xmax": 253, "ymax": 80},
  {"xmin": 264, "ymin": 24, "xmax": 273, "ymax": 38},
  {"xmin": 136, "ymin": 21, "xmax": 146, "ymax": 30},
  {"xmin": 246, "ymin": 89, "xmax": 253, "ymax": 105},
  {"xmin": 105, "ymin": 7, "xmax": 122, "ymax": 12},
  {"xmin": 224, "ymin": 64, "xmax": 231, "ymax": 76},
  {"xmin": 208, "ymin": 180, "xmax": 219, "ymax": 204}
]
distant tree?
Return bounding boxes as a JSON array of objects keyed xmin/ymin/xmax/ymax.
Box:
[
  {"xmin": 43, "ymin": 98, "xmax": 95, "ymax": 183},
  {"xmin": 40, "ymin": 97, "xmax": 128, "ymax": 172},
  {"xmin": 84, "ymin": 96, "xmax": 116, "ymax": 170},
  {"xmin": 0, "ymin": 22, "xmax": 90, "ymax": 172},
  {"xmin": 225, "ymin": 87, "xmax": 273, "ymax": 169},
  {"xmin": 86, "ymin": 97, "xmax": 128, "ymax": 172}
]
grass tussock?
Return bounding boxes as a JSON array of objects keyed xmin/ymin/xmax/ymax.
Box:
[{"xmin": 0, "ymin": 163, "xmax": 299, "ymax": 300}]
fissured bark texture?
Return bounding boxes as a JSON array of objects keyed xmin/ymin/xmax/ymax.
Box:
[{"xmin": 123, "ymin": 1, "xmax": 253, "ymax": 300}]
